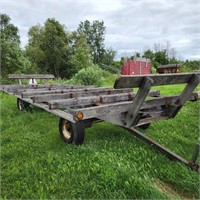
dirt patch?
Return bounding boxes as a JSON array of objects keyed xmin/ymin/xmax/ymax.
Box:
[{"xmin": 152, "ymin": 180, "xmax": 195, "ymax": 200}]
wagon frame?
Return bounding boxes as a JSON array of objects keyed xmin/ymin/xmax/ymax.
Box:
[{"xmin": 1, "ymin": 73, "xmax": 199, "ymax": 172}]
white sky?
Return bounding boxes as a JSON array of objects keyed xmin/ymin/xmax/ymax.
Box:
[{"xmin": 1, "ymin": 0, "xmax": 200, "ymax": 60}]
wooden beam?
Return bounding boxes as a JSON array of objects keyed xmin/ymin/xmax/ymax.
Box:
[
  {"xmin": 15, "ymin": 97, "xmax": 75, "ymax": 123},
  {"xmin": 13, "ymin": 85, "xmax": 89, "ymax": 95},
  {"xmin": 49, "ymin": 96, "xmax": 101, "ymax": 109},
  {"xmin": 21, "ymin": 87, "xmax": 112, "ymax": 98},
  {"xmin": 48, "ymin": 89, "xmax": 160, "ymax": 109},
  {"xmin": 32, "ymin": 88, "xmax": 133, "ymax": 103},
  {"xmin": 167, "ymin": 74, "xmax": 200, "ymax": 118},
  {"xmin": 8, "ymin": 74, "xmax": 55, "ymax": 79},
  {"xmin": 6, "ymin": 84, "xmax": 95, "ymax": 93},
  {"xmin": 70, "ymin": 92, "xmax": 199, "ymax": 120},
  {"xmin": 49, "ymin": 93, "xmax": 135, "ymax": 109},
  {"xmin": 114, "ymin": 73, "xmax": 200, "ymax": 88},
  {"xmin": 136, "ymin": 116, "xmax": 169, "ymax": 127},
  {"xmin": 125, "ymin": 77, "xmax": 153, "ymax": 128},
  {"xmin": 148, "ymin": 90, "xmax": 160, "ymax": 97}
]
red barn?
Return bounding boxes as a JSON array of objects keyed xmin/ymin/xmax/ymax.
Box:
[{"xmin": 121, "ymin": 58, "xmax": 151, "ymax": 75}]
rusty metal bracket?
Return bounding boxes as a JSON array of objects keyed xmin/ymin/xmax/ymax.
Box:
[{"xmin": 125, "ymin": 127, "xmax": 199, "ymax": 172}]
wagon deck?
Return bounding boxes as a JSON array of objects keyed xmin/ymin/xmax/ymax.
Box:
[{"xmin": 1, "ymin": 73, "xmax": 200, "ymax": 172}]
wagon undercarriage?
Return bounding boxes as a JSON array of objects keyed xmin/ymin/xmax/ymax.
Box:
[{"xmin": 1, "ymin": 73, "xmax": 200, "ymax": 172}]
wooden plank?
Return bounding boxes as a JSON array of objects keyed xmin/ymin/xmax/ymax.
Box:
[
  {"xmin": 49, "ymin": 96, "xmax": 101, "ymax": 109},
  {"xmin": 6, "ymin": 84, "xmax": 93, "ymax": 93},
  {"xmin": 125, "ymin": 77, "xmax": 153, "ymax": 128},
  {"xmin": 1, "ymin": 84, "xmax": 73, "ymax": 92},
  {"xmin": 21, "ymin": 87, "xmax": 112, "ymax": 98},
  {"xmin": 8, "ymin": 74, "xmax": 55, "ymax": 79},
  {"xmin": 136, "ymin": 116, "xmax": 169, "ymax": 127},
  {"xmin": 17, "ymin": 97, "xmax": 75, "ymax": 122},
  {"xmin": 70, "ymin": 92, "xmax": 199, "ymax": 120},
  {"xmin": 148, "ymin": 90, "xmax": 160, "ymax": 97},
  {"xmin": 13, "ymin": 85, "xmax": 88, "ymax": 95},
  {"xmin": 32, "ymin": 88, "xmax": 133, "ymax": 103},
  {"xmin": 33, "ymin": 93, "xmax": 71, "ymax": 103},
  {"xmin": 114, "ymin": 73, "xmax": 200, "ymax": 88},
  {"xmin": 49, "ymin": 93, "xmax": 135, "ymax": 109}
]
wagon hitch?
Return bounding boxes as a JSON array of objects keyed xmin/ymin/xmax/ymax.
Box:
[{"xmin": 125, "ymin": 127, "xmax": 200, "ymax": 172}]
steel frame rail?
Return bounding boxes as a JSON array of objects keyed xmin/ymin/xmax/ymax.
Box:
[{"xmin": 125, "ymin": 127, "xmax": 199, "ymax": 172}]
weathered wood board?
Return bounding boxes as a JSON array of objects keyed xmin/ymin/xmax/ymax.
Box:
[
  {"xmin": 8, "ymin": 74, "xmax": 55, "ymax": 79},
  {"xmin": 114, "ymin": 73, "xmax": 200, "ymax": 88}
]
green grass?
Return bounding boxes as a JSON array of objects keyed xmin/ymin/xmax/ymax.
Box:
[{"xmin": 1, "ymin": 81, "xmax": 200, "ymax": 199}]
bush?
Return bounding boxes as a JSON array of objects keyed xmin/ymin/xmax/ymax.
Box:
[
  {"xmin": 151, "ymin": 67, "xmax": 157, "ymax": 74},
  {"xmin": 71, "ymin": 65, "xmax": 104, "ymax": 86}
]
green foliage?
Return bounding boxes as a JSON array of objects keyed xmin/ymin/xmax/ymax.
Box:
[
  {"xmin": 101, "ymin": 48, "xmax": 117, "ymax": 65},
  {"xmin": 70, "ymin": 32, "xmax": 93, "ymax": 74},
  {"xmin": 0, "ymin": 14, "xmax": 31, "ymax": 82},
  {"xmin": 127, "ymin": 43, "xmax": 181, "ymax": 69},
  {"xmin": 25, "ymin": 24, "xmax": 45, "ymax": 73},
  {"xmin": 154, "ymin": 50, "xmax": 169, "ymax": 67},
  {"xmin": 77, "ymin": 20, "xmax": 106, "ymax": 64},
  {"xmin": 112, "ymin": 60, "xmax": 122, "ymax": 70},
  {"xmin": 182, "ymin": 60, "xmax": 200, "ymax": 72},
  {"xmin": 130, "ymin": 52, "xmax": 140, "ymax": 59},
  {"xmin": 25, "ymin": 18, "xmax": 72, "ymax": 78},
  {"xmin": 71, "ymin": 65, "xmax": 104, "ymax": 86},
  {"xmin": 151, "ymin": 66, "xmax": 157, "ymax": 74},
  {"xmin": 143, "ymin": 49, "xmax": 154, "ymax": 60}
]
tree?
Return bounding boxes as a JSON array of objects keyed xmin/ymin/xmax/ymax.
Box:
[
  {"xmin": 101, "ymin": 48, "xmax": 117, "ymax": 65},
  {"xmin": 77, "ymin": 20, "xmax": 106, "ymax": 64},
  {"xmin": 70, "ymin": 32, "xmax": 93, "ymax": 73},
  {"xmin": 154, "ymin": 50, "xmax": 169, "ymax": 67},
  {"xmin": 26, "ymin": 18, "xmax": 72, "ymax": 78},
  {"xmin": 25, "ymin": 24, "xmax": 45, "ymax": 73},
  {"xmin": 41, "ymin": 18, "xmax": 71, "ymax": 78},
  {"xmin": 142, "ymin": 49, "xmax": 154, "ymax": 61},
  {"xmin": 0, "ymin": 14, "xmax": 31, "ymax": 81},
  {"xmin": 130, "ymin": 52, "xmax": 141, "ymax": 60}
]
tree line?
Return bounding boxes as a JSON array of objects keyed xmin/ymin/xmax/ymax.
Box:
[
  {"xmin": 1, "ymin": 13, "xmax": 199, "ymax": 82},
  {"xmin": 1, "ymin": 13, "xmax": 116, "ymax": 80}
]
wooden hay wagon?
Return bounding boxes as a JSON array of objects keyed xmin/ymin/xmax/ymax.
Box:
[{"xmin": 1, "ymin": 73, "xmax": 199, "ymax": 172}]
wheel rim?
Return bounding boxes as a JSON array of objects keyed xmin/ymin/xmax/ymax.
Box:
[
  {"xmin": 62, "ymin": 120, "xmax": 71, "ymax": 139},
  {"xmin": 18, "ymin": 100, "xmax": 22, "ymax": 110}
]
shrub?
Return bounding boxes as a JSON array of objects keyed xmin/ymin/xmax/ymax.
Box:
[{"xmin": 71, "ymin": 65, "xmax": 104, "ymax": 86}]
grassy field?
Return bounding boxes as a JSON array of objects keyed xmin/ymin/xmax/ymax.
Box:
[{"xmin": 1, "ymin": 77, "xmax": 200, "ymax": 199}]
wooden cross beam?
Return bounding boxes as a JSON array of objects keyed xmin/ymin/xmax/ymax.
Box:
[
  {"xmin": 124, "ymin": 77, "xmax": 154, "ymax": 128},
  {"xmin": 166, "ymin": 74, "xmax": 200, "ymax": 118}
]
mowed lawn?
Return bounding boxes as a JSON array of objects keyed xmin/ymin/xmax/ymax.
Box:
[{"xmin": 1, "ymin": 82, "xmax": 199, "ymax": 199}]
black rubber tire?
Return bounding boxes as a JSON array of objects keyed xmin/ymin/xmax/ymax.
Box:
[
  {"xmin": 59, "ymin": 118, "xmax": 85, "ymax": 145},
  {"xmin": 17, "ymin": 98, "xmax": 30, "ymax": 111},
  {"xmin": 138, "ymin": 123, "xmax": 151, "ymax": 130},
  {"xmin": 72, "ymin": 121, "xmax": 85, "ymax": 145}
]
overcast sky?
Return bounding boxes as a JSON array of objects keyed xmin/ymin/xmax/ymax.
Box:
[{"xmin": 1, "ymin": 0, "xmax": 200, "ymax": 60}]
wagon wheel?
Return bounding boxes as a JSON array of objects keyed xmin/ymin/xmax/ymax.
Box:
[
  {"xmin": 17, "ymin": 98, "xmax": 30, "ymax": 111},
  {"xmin": 59, "ymin": 118, "xmax": 85, "ymax": 145},
  {"xmin": 138, "ymin": 123, "xmax": 151, "ymax": 130}
]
